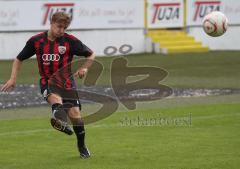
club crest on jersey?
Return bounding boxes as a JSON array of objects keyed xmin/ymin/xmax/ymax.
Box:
[{"xmin": 58, "ymin": 46, "xmax": 66, "ymax": 54}]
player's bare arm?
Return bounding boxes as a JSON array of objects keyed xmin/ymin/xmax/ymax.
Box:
[
  {"xmin": 74, "ymin": 53, "xmax": 95, "ymax": 79},
  {"xmin": 1, "ymin": 58, "xmax": 22, "ymax": 92}
]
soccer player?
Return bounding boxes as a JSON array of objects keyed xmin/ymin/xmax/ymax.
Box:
[{"xmin": 0, "ymin": 12, "xmax": 95, "ymax": 158}]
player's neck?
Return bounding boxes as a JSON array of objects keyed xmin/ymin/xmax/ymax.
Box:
[{"xmin": 47, "ymin": 30, "xmax": 56, "ymax": 41}]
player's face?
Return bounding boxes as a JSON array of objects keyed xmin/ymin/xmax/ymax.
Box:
[{"xmin": 50, "ymin": 22, "xmax": 68, "ymax": 38}]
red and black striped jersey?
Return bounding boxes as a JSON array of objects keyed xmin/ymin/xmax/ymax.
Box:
[{"xmin": 17, "ymin": 31, "xmax": 93, "ymax": 89}]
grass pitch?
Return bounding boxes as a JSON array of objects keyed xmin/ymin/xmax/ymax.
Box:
[
  {"xmin": 0, "ymin": 51, "xmax": 240, "ymax": 169},
  {"xmin": 0, "ymin": 95, "xmax": 240, "ymax": 169}
]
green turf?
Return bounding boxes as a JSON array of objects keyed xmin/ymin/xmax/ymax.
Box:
[
  {"xmin": 0, "ymin": 101, "xmax": 239, "ymax": 169},
  {"xmin": 1, "ymin": 51, "xmax": 240, "ymax": 168},
  {"xmin": 1, "ymin": 51, "xmax": 240, "ymax": 88}
]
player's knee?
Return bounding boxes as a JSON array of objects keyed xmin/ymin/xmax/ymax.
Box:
[
  {"xmin": 68, "ymin": 107, "xmax": 81, "ymax": 119},
  {"xmin": 71, "ymin": 117, "xmax": 84, "ymax": 126},
  {"xmin": 47, "ymin": 94, "xmax": 62, "ymax": 104}
]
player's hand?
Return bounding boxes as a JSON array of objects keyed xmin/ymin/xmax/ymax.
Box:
[
  {"xmin": 0, "ymin": 79, "xmax": 16, "ymax": 92},
  {"xmin": 74, "ymin": 68, "xmax": 88, "ymax": 79}
]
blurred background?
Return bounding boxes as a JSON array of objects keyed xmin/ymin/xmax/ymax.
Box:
[{"xmin": 0, "ymin": 0, "xmax": 239, "ymax": 59}]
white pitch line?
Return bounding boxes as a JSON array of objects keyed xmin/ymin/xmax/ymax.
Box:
[
  {"xmin": 0, "ymin": 128, "xmax": 53, "ymax": 137},
  {"xmin": 1, "ymin": 112, "xmax": 239, "ymax": 137},
  {"xmin": 0, "ymin": 124, "xmax": 119, "ymax": 137}
]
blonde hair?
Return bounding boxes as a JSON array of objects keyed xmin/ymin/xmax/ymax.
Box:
[{"xmin": 51, "ymin": 12, "xmax": 71, "ymax": 27}]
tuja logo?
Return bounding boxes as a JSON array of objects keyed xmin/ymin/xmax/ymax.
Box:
[
  {"xmin": 152, "ymin": 3, "xmax": 180, "ymax": 24},
  {"xmin": 193, "ymin": 1, "xmax": 221, "ymax": 21},
  {"xmin": 42, "ymin": 3, "xmax": 74, "ymax": 25},
  {"xmin": 42, "ymin": 54, "xmax": 60, "ymax": 62}
]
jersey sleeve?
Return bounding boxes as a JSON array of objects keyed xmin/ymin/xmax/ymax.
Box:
[
  {"xmin": 72, "ymin": 39, "xmax": 93, "ymax": 57},
  {"xmin": 17, "ymin": 38, "xmax": 36, "ymax": 61}
]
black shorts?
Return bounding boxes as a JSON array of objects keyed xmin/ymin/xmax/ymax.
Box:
[{"xmin": 40, "ymin": 82, "xmax": 81, "ymax": 109}]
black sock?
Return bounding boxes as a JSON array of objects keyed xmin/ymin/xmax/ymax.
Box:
[
  {"xmin": 51, "ymin": 103, "xmax": 62, "ymax": 112},
  {"xmin": 73, "ymin": 118, "xmax": 85, "ymax": 148},
  {"xmin": 51, "ymin": 103, "xmax": 68, "ymax": 122}
]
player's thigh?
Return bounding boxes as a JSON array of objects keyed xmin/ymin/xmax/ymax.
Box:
[
  {"xmin": 47, "ymin": 94, "xmax": 62, "ymax": 104},
  {"xmin": 63, "ymin": 99, "xmax": 82, "ymax": 119},
  {"xmin": 40, "ymin": 82, "xmax": 62, "ymax": 104},
  {"xmin": 68, "ymin": 106, "xmax": 81, "ymax": 119}
]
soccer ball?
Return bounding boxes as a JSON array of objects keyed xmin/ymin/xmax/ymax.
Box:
[{"xmin": 202, "ymin": 11, "xmax": 228, "ymax": 37}]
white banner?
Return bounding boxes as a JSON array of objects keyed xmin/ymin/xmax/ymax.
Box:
[
  {"xmin": 0, "ymin": 0, "xmax": 144, "ymax": 31},
  {"xmin": 187, "ymin": 0, "xmax": 240, "ymax": 26},
  {"xmin": 147, "ymin": 0, "xmax": 184, "ymax": 28}
]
